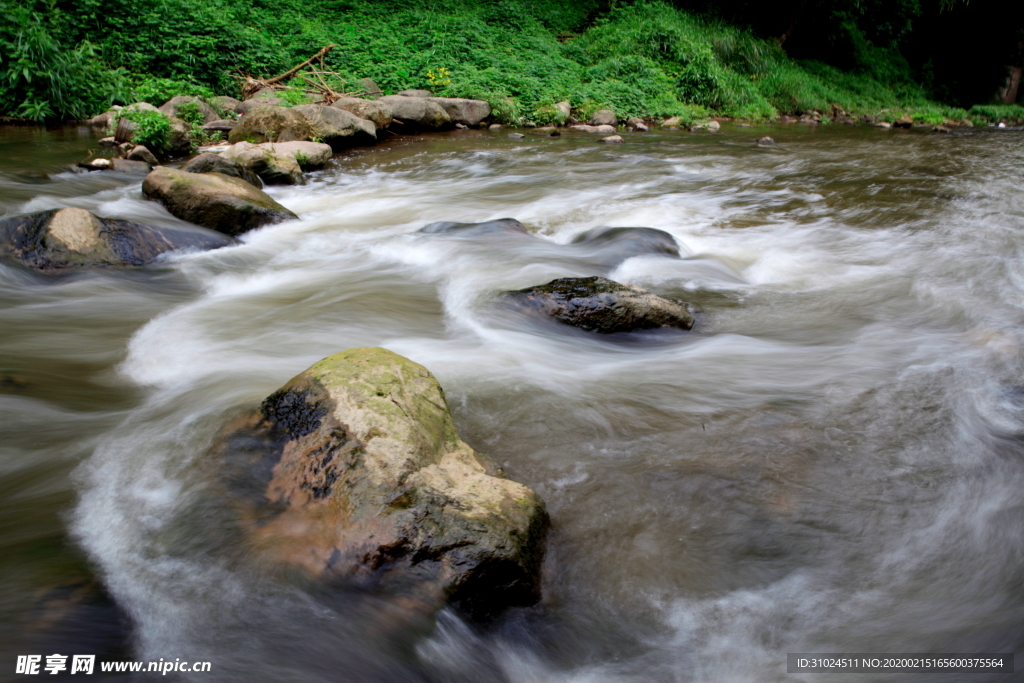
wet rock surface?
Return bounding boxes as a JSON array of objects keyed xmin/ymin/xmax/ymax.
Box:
[
  {"xmin": 142, "ymin": 166, "xmax": 298, "ymax": 236},
  {"xmin": 213, "ymin": 347, "xmax": 548, "ymax": 618},
  {"xmin": 506, "ymin": 276, "xmax": 695, "ymax": 333},
  {"xmin": 0, "ymin": 207, "xmax": 232, "ymax": 270}
]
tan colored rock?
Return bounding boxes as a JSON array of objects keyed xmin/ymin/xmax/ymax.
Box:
[
  {"xmin": 331, "ymin": 97, "xmax": 393, "ymax": 131},
  {"xmin": 571, "ymin": 124, "xmax": 616, "ymax": 133},
  {"xmin": 126, "ymin": 145, "xmax": 158, "ymax": 165},
  {"xmin": 378, "ymin": 96, "xmax": 451, "ymax": 129},
  {"xmin": 259, "ymin": 141, "xmax": 333, "ymax": 169},
  {"xmin": 214, "ymin": 347, "xmax": 547, "ymax": 617},
  {"xmin": 427, "ymin": 97, "xmax": 491, "ymax": 127},
  {"xmin": 661, "ymin": 116, "xmax": 681, "ymax": 129},
  {"xmin": 220, "ymin": 141, "xmax": 304, "ymax": 185},
  {"xmin": 589, "ymin": 109, "xmax": 617, "ymax": 126},
  {"xmin": 228, "ymin": 105, "xmax": 313, "ymax": 145},
  {"xmin": 292, "ymin": 104, "xmax": 375, "ymax": 148},
  {"xmin": 142, "ymin": 166, "xmax": 298, "ymax": 235},
  {"xmin": 601, "ymin": 135, "xmax": 623, "ymax": 143},
  {"xmin": 690, "ymin": 120, "xmax": 721, "ymax": 132}
]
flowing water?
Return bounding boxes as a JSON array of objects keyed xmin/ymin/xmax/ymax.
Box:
[{"xmin": 2, "ymin": 122, "xmax": 1024, "ymax": 682}]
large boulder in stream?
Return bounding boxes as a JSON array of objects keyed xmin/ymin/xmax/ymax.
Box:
[
  {"xmin": 228, "ymin": 105, "xmax": 313, "ymax": 145},
  {"xmin": 0, "ymin": 208, "xmax": 232, "ymax": 271},
  {"xmin": 506, "ymin": 276, "xmax": 695, "ymax": 333},
  {"xmin": 378, "ymin": 96, "xmax": 451, "ymax": 130},
  {"xmin": 142, "ymin": 166, "xmax": 298, "ymax": 236},
  {"xmin": 214, "ymin": 347, "xmax": 547, "ymax": 618}
]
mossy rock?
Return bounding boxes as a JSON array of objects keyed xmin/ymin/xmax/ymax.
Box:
[
  {"xmin": 506, "ymin": 276, "xmax": 695, "ymax": 333},
  {"xmin": 213, "ymin": 347, "xmax": 548, "ymax": 618},
  {"xmin": 0, "ymin": 207, "xmax": 232, "ymax": 271},
  {"xmin": 142, "ymin": 166, "xmax": 298, "ymax": 236}
]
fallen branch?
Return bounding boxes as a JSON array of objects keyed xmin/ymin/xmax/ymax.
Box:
[{"xmin": 238, "ymin": 44, "xmax": 337, "ymax": 99}]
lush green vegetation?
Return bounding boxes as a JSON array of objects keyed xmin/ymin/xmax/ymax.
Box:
[{"xmin": 1, "ymin": 0, "xmax": 1020, "ymax": 124}]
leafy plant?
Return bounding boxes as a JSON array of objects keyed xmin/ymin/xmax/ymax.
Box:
[
  {"xmin": 426, "ymin": 67, "xmax": 452, "ymax": 88},
  {"xmin": 294, "ymin": 150, "xmax": 310, "ymax": 168},
  {"xmin": 110, "ymin": 106, "xmax": 172, "ymax": 154},
  {"xmin": 131, "ymin": 75, "xmax": 214, "ymax": 106},
  {"xmin": 277, "ymin": 87, "xmax": 312, "ymax": 107}
]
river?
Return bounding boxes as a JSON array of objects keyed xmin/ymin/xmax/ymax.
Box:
[{"xmin": 1, "ymin": 122, "xmax": 1022, "ymax": 682}]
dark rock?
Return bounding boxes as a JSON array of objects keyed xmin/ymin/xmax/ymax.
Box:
[
  {"xmin": 508, "ymin": 133, "xmax": 526, "ymax": 139},
  {"xmin": 142, "ymin": 166, "xmax": 297, "ymax": 236},
  {"xmin": 182, "ymin": 152, "xmax": 263, "ymax": 188},
  {"xmin": 0, "ymin": 208, "xmax": 232, "ymax": 271},
  {"xmin": 420, "ymin": 218, "xmax": 529, "ymax": 237},
  {"xmin": 894, "ymin": 115, "xmax": 913, "ymax": 128},
  {"xmin": 569, "ymin": 226, "xmax": 680, "ymax": 260},
  {"xmin": 213, "ymin": 347, "xmax": 547, "ymax": 619},
  {"xmin": 420, "ymin": 220, "xmax": 681, "ymax": 270},
  {"xmin": 505, "ymin": 276, "xmax": 694, "ymax": 334},
  {"xmin": 757, "ymin": 136, "xmax": 776, "ymax": 146},
  {"xmin": 22, "ymin": 581, "xmax": 130, "ymax": 663},
  {"xmin": 932, "ymin": 125, "xmax": 952, "ymax": 133}
]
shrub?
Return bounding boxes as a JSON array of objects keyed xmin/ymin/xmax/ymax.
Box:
[{"xmin": 110, "ymin": 106, "xmax": 172, "ymax": 154}]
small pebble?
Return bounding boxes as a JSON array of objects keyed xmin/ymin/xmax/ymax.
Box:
[{"xmin": 508, "ymin": 133, "xmax": 525, "ymax": 139}]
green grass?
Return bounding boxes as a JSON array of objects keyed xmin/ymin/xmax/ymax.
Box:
[{"xmin": 0, "ymin": 0, "xmax": 1008, "ymax": 124}]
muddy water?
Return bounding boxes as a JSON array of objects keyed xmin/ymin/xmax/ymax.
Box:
[{"xmin": 2, "ymin": 122, "xmax": 1023, "ymax": 682}]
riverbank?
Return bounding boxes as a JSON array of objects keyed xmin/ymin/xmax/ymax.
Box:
[{"xmin": 4, "ymin": 0, "xmax": 1022, "ymax": 127}]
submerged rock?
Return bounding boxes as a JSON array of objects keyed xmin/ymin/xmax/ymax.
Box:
[
  {"xmin": 142, "ymin": 166, "xmax": 297, "ymax": 236},
  {"xmin": 506, "ymin": 276, "xmax": 694, "ymax": 333},
  {"xmin": 214, "ymin": 347, "xmax": 547, "ymax": 618},
  {"xmin": 0, "ymin": 207, "xmax": 231, "ymax": 270},
  {"xmin": 420, "ymin": 220, "xmax": 682, "ymax": 270}
]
